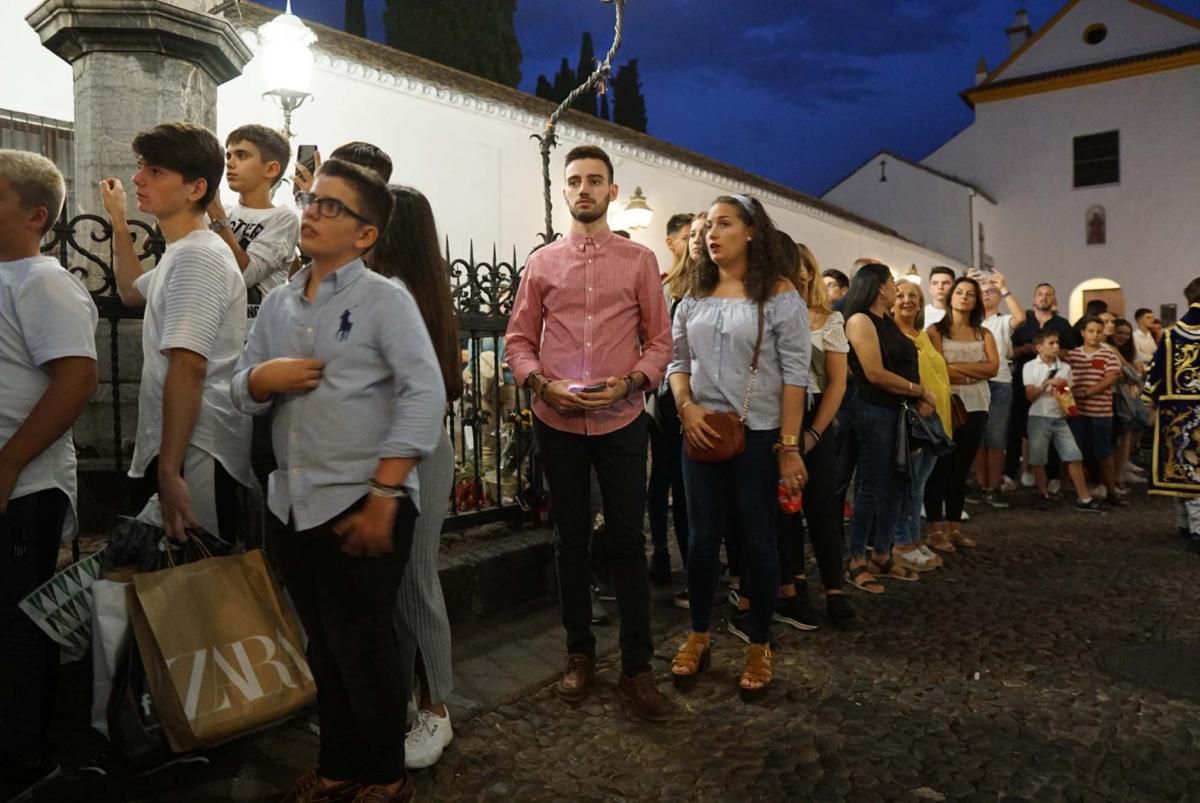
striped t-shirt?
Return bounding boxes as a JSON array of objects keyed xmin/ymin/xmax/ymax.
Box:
[{"xmin": 1066, "ymin": 345, "xmax": 1120, "ymax": 417}]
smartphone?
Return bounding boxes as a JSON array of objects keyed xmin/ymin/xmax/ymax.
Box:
[
  {"xmin": 568, "ymin": 382, "xmax": 608, "ymax": 393},
  {"xmin": 296, "ymin": 144, "xmax": 317, "ymax": 175}
]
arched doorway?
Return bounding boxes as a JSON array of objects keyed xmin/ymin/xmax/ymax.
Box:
[{"xmin": 1068, "ymin": 278, "xmax": 1124, "ymax": 322}]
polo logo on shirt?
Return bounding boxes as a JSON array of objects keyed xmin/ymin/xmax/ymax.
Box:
[{"xmin": 337, "ymin": 308, "xmax": 354, "ymax": 341}]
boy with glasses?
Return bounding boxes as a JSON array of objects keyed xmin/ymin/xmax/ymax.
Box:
[{"xmin": 233, "ymin": 159, "xmax": 445, "ymax": 803}]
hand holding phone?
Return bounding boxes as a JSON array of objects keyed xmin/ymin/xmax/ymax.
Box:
[
  {"xmin": 294, "ymin": 145, "xmax": 320, "ymax": 192},
  {"xmin": 568, "ymin": 381, "xmax": 608, "ymax": 393}
]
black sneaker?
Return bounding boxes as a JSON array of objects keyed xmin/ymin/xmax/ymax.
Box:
[
  {"xmin": 649, "ymin": 550, "xmax": 672, "ymax": 586},
  {"xmin": 773, "ymin": 595, "xmax": 819, "ymax": 631},
  {"xmin": 673, "ymin": 588, "xmax": 690, "ymax": 610},
  {"xmin": 982, "ymin": 491, "xmax": 1010, "ymax": 509},
  {"xmin": 1074, "ymin": 498, "xmax": 1104, "ymax": 514},
  {"xmin": 1104, "ymin": 495, "xmax": 1130, "ymax": 509},
  {"xmin": 727, "ymin": 585, "xmax": 741, "ymax": 607},
  {"xmin": 0, "ymin": 761, "xmax": 61, "ymax": 803},
  {"xmin": 826, "ymin": 594, "xmax": 857, "ymax": 630},
  {"xmin": 590, "ymin": 586, "xmax": 610, "ymax": 625},
  {"xmin": 595, "ymin": 583, "xmax": 617, "ymax": 602}
]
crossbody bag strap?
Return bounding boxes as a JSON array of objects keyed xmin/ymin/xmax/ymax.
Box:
[{"xmin": 739, "ymin": 302, "xmax": 765, "ymax": 422}]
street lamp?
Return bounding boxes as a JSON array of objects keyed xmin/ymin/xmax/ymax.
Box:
[
  {"xmin": 258, "ymin": 0, "xmax": 316, "ymax": 139},
  {"xmin": 622, "ymin": 187, "xmax": 653, "ymax": 230}
]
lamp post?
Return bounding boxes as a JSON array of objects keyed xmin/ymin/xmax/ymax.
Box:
[
  {"xmin": 621, "ymin": 187, "xmax": 653, "ymax": 231},
  {"xmin": 258, "ymin": 0, "xmax": 316, "ymax": 139}
]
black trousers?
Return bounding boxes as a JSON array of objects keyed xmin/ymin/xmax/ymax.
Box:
[
  {"xmin": 778, "ymin": 400, "xmax": 846, "ymax": 591},
  {"xmin": 534, "ymin": 415, "xmax": 653, "ymax": 675},
  {"xmin": 278, "ymin": 496, "xmax": 417, "ymax": 785},
  {"xmin": 647, "ymin": 392, "xmax": 690, "ymax": 565},
  {"xmin": 0, "ymin": 489, "xmax": 68, "ymax": 775},
  {"xmin": 926, "ymin": 410, "xmax": 987, "ymax": 523}
]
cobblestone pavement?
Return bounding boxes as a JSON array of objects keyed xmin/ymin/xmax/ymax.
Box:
[{"xmin": 35, "ymin": 491, "xmax": 1200, "ymax": 802}]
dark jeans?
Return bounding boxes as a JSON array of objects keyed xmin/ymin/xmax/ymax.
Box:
[
  {"xmin": 534, "ymin": 415, "xmax": 653, "ymax": 675},
  {"xmin": 926, "ymin": 410, "xmax": 987, "ymax": 523},
  {"xmin": 778, "ymin": 398, "xmax": 844, "ymax": 591},
  {"xmin": 647, "ymin": 392, "xmax": 689, "ymax": 566},
  {"xmin": 682, "ymin": 428, "xmax": 779, "ymax": 645},
  {"xmin": 0, "ymin": 489, "xmax": 68, "ymax": 773},
  {"xmin": 848, "ymin": 397, "xmax": 902, "ymax": 558},
  {"xmin": 278, "ymin": 496, "xmax": 417, "ymax": 785}
]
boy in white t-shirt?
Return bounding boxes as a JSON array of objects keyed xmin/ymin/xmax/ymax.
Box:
[
  {"xmin": 0, "ymin": 151, "xmax": 98, "ymax": 800},
  {"xmin": 101, "ymin": 122, "xmax": 253, "ymax": 543},
  {"xmin": 206, "ymin": 124, "xmax": 299, "ymax": 304},
  {"xmin": 1022, "ymin": 330, "xmax": 1100, "ymax": 513}
]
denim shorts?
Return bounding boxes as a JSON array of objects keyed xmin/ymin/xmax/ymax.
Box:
[
  {"xmin": 1027, "ymin": 415, "xmax": 1083, "ymax": 465},
  {"xmin": 1067, "ymin": 415, "xmax": 1114, "ymax": 462},
  {"xmin": 984, "ymin": 380, "xmax": 1013, "ymax": 450}
]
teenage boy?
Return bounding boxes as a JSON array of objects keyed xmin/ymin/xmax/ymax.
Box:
[
  {"xmin": 822, "ymin": 268, "xmax": 849, "ymax": 312},
  {"xmin": 232, "ymin": 158, "xmax": 445, "ymax": 803},
  {"xmin": 0, "ymin": 151, "xmax": 98, "ymax": 802},
  {"xmin": 1022, "ymin": 330, "xmax": 1101, "ymax": 513},
  {"xmin": 975, "ymin": 269, "xmax": 1026, "ymax": 506},
  {"xmin": 293, "ymin": 141, "xmax": 394, "ymax": 193},
  {"xmin": 924, "ymin": 266, "xmax": 955, "ymax": 327},
  {"xmin": 506, "ymin": 145, "xmax": 673, "ymax": 722},
  {"xmin": 1133, "ymin": 307, "xmax": 1157, "ymax": 364},
  {"xmin": 101, "ymin": 122, "xmax": 255, "ymax": 543},
  {"xmin": 1066, "ymin": 316, "xmax": 1126, "ymax": 507},
  {"xmin": 207, "ymin": 124, "xmax": 299, "ymax": 303},
  {"xmin": 662, "ymin": 212, "xmax": 694, "ymax": 275}
]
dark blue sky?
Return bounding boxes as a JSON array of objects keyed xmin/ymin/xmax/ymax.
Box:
[{"xmin": 262, "ymin": 1, "xmax": 1200, "ymax": 195}]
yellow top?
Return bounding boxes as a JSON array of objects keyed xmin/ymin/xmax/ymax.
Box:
[{"xmin": 906, "ymin": 329, "xmax": 953, "ymax": 435}]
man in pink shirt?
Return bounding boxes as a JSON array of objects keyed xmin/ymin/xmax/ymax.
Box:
[{"xmin": 506, "ymin": 145, "xmax": 672, "ymax": 721}]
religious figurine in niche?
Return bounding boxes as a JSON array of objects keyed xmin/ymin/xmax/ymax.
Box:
[{"xmin": 1087, "ymin": 206, "xmax": 1106, "ymax": 245}]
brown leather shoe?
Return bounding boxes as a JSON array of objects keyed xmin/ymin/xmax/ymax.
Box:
[
  {"xmin": 279, "ymin": 769, "xmax": 362, "ymax": 803},
  {"xmin": 555, "ymin": 654, "xmax": 595, "ymax": 702},
  {"xmin": 617, "ymin": 671, "xmax": 673, "ymax": 722},
  {"xmin": 353, "ymin": 775, "xmax": 415, "ymax": 802}
]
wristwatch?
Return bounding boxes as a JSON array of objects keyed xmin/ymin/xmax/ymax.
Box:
[{"xmin": 208, "ymin": 218, "xmax": 230, "ymax": 233}]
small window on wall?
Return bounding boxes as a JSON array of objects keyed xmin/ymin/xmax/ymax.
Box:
[
  {"xmin": 1086, "ymin": 206, "xmax": 1106, "ymax": 245},
  {"xmin": 1074, "ymin": 131, "xmax": 1119, "ymax": 188}
]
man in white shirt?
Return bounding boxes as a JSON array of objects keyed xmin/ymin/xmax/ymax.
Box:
[
  {"xmin": 101, "ymin": 122, "xmax": 253, "ymax": 543},
  {"xmin": 924, "ymin": 266, "xmax": 955, "ymax": 327},
  {"xmin": 0, "ymin": 150, "xmax": 98, "ymax": 801},
  {"xmin": 1133, "ymin": 307, "xmax": 1158, "ymax": 365},
  {"xmin": 975, "ymin": 269, "xmax": 1026, "ymax": 505}
]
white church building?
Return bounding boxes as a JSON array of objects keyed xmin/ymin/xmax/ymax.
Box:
[{"xmin": 823, "ymin": 0, "xmax": 1200, "ymax": 322}]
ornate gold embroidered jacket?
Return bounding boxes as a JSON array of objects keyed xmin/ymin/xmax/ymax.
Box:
[{"xmin": 1145, "ymin": 304, "xmax": 1200, "ymax": 497}]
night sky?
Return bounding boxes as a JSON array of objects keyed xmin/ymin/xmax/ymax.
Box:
[{"xmin": 259, "ymin": 0, "xmax": 1200, "ymax": 196}]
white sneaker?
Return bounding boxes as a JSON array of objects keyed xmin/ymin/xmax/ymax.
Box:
[
  {"xmin": 1048, "ymin": 479, "xmax": 1062, "ymax": 495},
  {"xmin": 406, "ymin": 708, "xmax": 453, "ymax": 769},
  {"xmin": 920, "ymin": 504, "xmax": 926, "ymax": 520},
  {"xmin": 1090, "ymin": 485, "xmax": 1108, "ymax": 500},
  {"xmin": 960, "ymin": 509, "xmax": 970, "ymax": 521},
  {"xmin": 1127, "ymin": 463, "xmax": 1145, "ymax": 474},
  {"xmin": 917, "ymin": 545, "xmax": 938, "ymax": 561},
  {"xmin": 1000, "ymin": 475, "xmax": 1019, "ymax": 493},
  {"xmin": 1020, "ymin": 471, "xmax": 1036, "ymax": 488},
  {"xmin": 1121, "ymin": 469, "xmax": 1147, "ymax": 485}
]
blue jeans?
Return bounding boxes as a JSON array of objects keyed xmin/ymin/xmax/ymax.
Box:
[
  {"xmin": 849, "ymin": 397, "xmax": 902, "ymax": 558},
  {"xmin": 682, "ymin": 428, "xmax": 779, "ymax": 644},
  {"xmin": 894, "ymin": 446, "xmax": 938, "ymax": 547},
  {"xmin": 984, "ymin": 380, "xmax": 1013, "ymax": 450}
]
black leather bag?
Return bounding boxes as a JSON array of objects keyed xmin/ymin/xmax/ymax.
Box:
[
  {"xmin": 894, "ymin": 404, "xmax": 913, "ymax": 476},
  {"xmin": 905, "ymin": 403, "xmax": 956, "ymax": 458}
]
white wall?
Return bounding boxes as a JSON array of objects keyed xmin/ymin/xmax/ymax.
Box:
[
  {"xmin": 997, "ymin": 0, "xmax": 1200, "ymax": 81},
  {"xmin": 1, "ymin": 2, "xmax": 964, "ymax": 280},
  {"xmin": 925, "ymin": 64, "xmax": 1200, "ymax": 313},
  {"xmin": 823, "ymin": 156, "xmax": 977, "ymax": 265}
]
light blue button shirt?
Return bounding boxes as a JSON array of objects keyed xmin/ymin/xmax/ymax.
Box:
[
  {"xmin": 231, "ymin": 258, "xmax": 446, "ymax": 530},
  {"xmin": 667, "ymin": 290, "xmax": 810, "ymax": 430}
]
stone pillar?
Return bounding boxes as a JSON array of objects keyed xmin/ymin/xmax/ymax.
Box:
[{"xmin": 25, "ymin": 0, "xmax": 251, "ymax": 215}]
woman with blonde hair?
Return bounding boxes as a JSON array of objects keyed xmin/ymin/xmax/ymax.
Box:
[
  {"xmin": 647, "ymin": 212, "xmax": 706, "ymax": 606},
  {"xmin": 892, "ymin": 279, "xmax": 952, "ymax": 572},
  {"xmin": 772, "ymin": 234, "xmax": 855, "ymax": 628}
]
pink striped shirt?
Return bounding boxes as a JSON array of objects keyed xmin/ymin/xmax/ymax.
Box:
[{"xmin": 505, "ymin": 229, "xmax": 671, "ymax": 435}]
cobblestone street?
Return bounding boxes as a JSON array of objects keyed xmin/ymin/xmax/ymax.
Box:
[{"xmin": 36, "ymin": 492, "xmax": 1200, "ymax": 802}]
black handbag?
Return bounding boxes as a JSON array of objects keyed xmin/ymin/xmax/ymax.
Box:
[
  {"xmin": 905, "ymin": 403, "xmax": 956, "ymax": 458},
  {"xmin": 894, "ymin": 404, "xmax": 913, "ymax": 476}
]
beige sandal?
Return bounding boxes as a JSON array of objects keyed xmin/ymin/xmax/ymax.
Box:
[
  {"xmin": 948, "ymin": 528, "xmax": 977, "ymax": 548},
  {"xmin": 671, "ymin": 632, "xmax": 711, "ymax": 689},
  {"xmin": 738, "ymin": 643, "xmax": 773, "ymax": 703}
]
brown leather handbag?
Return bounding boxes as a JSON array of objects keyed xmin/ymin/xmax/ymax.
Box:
[{"xmin": 686, "ymin": 304, "xmax": 764, "ymax": 464}]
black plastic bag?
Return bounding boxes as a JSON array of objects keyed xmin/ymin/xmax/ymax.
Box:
[
  {"xmin": 102, "ymin": 518, "xmax": 232, "ymax": 573},
  {"xmin": 106, "ymin": 626, "xmax": 172, "ymax": 771}
]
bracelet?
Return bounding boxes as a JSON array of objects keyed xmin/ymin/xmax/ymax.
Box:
[
  {"xmin": 367, "ymin": 480, "xmax": 409, "ymax": 499},
  {"xmin": 624, "ymin": 375, "xmax": 635, "ymax": 398},
  {"xmin": 772, "ymin": 443, "xmax": 800, "ymax": 455},
  {"xmin": 806, "ymin": 427, "xmax": 822, "ymax": 443},
  {"xmin": 778, "ymin": 434, "xmax": 799, "ymax": 447},
  {"xmin": 679, "ymin": 400, "xmax": 694, "ymax": 412},
  {"xmin": 1001, "ymin": 291, "xmax": 1011, "ymax": 299}
]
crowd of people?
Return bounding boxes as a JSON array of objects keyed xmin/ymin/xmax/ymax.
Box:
[{"xmin": 0, "ymin": 129, "xmax": 1186, "ymax": 803}]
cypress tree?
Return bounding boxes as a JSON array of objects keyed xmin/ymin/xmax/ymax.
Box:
[
  {"xmin": 345, "ymin": 0, "xmax": 366, "ymax": 37},
  {"xmin": 611, "ymin": 59, "xmax": 648, "ymax": 132},
  {"xmin": 572, "ymin": 32, "xmax": 597, "ymax": 116},
  {"xmin": 383, "ymin": 0, "xmax": 522, "ymax": 87}
]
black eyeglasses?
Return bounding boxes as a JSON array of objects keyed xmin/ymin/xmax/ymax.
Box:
[{"xmin": 295, "ymin": 192, "xmax": 372, "ymax": 225}]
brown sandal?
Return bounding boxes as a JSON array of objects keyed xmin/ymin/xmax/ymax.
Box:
[
  {"xmin": 739, "ymin": 643, "xmax": 773, "ymax": 703},
  {"xmin": 948, "ymin": 528, "xmax": 977, "ymax": 548},
  {"xmin": 671, "ymin": 632, "xmax": 712, "ymax": 689},
  {"xmin": 928, "ymin": 530, "xmax": 957, "ymax": 553}
]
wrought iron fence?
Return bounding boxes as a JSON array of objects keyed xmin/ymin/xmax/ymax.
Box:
[{"xmin": 45, "ymin": 212, "xmax": 540, "ymax": 532}]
